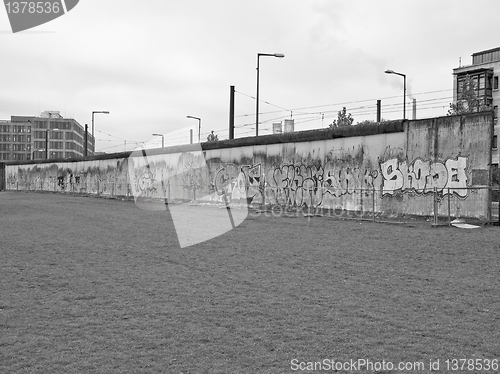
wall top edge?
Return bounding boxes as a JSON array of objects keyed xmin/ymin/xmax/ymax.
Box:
[
  {"xmin": 3, "ymin": 113, "xmax": 491, "ymax": 167},
  {"xmin": 4, "ymin": 120, "xmax": 404, "ymax": 165}
]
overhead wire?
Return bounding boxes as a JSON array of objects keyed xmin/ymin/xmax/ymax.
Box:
[
  {"xmin": 233, "ymin": 88, "xmax": 456, "ymax": 132},
  {"xmin": 235, "ymin": 88, "xmax": 454, "ymax": 117},
  {"xmin": 97, "ymin": 88, "xmax": 457, "ymax": 148}
]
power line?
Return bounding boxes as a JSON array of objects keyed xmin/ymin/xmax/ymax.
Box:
[
  {"xmin": 234, "ymin": 88, "xmax": 455, "ymax": 119},
  {"xmin": 95, "ymin": 129, "xmax": 127, "ymax": 141}
]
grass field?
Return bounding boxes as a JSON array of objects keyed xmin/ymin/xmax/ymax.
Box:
[{"xmin": 1, "ymin": 191, "xmax": 499, "ymax": 373}]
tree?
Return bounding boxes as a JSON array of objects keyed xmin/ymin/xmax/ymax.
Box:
[
  {"xmin": 448, "ymin": 74, "xmax": 487, "ymax": 115},
  {"xmin": 355, "ymin": 119, "xmax": 387, "ymax": 126},
  {"xmin": 329, "ymin": 107, "xmax": 354, "ymax": 128}
]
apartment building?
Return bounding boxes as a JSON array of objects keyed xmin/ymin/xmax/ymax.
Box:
[
  {"xmin": 3, "ymin": 111, "xmax": 95, "ymax": 161},
  {"xmin": 452, "ymin": 47, "xmax": 500, "ymax": 165},
  {"xmin": 0, "ymin": 120, "xmax": 32, "ymax": 161}
]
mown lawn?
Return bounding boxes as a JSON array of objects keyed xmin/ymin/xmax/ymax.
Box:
[{"xmin": 1, "ymin": 191, "xmax": 499, "ymax": 373}]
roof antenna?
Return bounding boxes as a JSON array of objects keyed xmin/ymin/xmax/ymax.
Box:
[{"xmin": 459, "ymin": 57, "xmax": 461, "ymax": 67}]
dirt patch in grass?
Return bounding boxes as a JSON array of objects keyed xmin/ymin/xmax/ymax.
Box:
[{"xmin": 1, "ymin": 191, "xmax": 499, "ymax": 373}]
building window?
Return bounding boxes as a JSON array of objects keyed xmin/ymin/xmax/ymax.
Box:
[
  {"xmin": 478, "ymin": 75, "xmax": 485, "ymax": 90},
  {"xmin": 12, "ymin": 144, "xmax": 27, "ymax": 152},
  {"xmin": 494, "ymin": 106, "xmax": 498, "ymax": 119},
  {"xmin": 494, "ymin": 135, "xmax": 498, "ymax": 149},
  {"xmin": 35, "ymin": 121, "xmax": 47, "ymax": 129},
  {"xmin": 12, "ymin": 153, "xmax": 26, "ymax": 161},
  {"xmin": 494, "ymin": 76, "xmax": 499, "ymax": 90},
  {"xmin": 473, "ymin": 50, "xmax": 500, "ymax": 64},
  {"xmin": 51, "ymin": 151, "xmax": 63, "ymax": 159},
  {"xmin": 49, "ymin": 141, "xmax": 64, "ymax": 149},
  {"xmin": 50, "ymin": 131, "xmax": 64, "ymax": 140}
]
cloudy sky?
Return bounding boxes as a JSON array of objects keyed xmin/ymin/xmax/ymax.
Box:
[{"xmin": 1, "ymin": 0, "xmax": 500, "ymax": 152}]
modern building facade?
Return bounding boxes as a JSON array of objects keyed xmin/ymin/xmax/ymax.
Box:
[
  {"xmin": 453, "ymin": 47, "xmax": 500, "ymax": 165},
  {"xmin": 1, "ymin": 111, "xmax": 95, "ymax": 161},
  {"xmin": 0, "ymin": 119, "xmax": 32, "ymax": 161}
]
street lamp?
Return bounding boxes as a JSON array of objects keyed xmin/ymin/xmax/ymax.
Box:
[
  {"xmin": 152, "ymin": 133, "xmax": 164, "ymax": 148},
  {"xmin": 385, "ymin": 70, "xmax": 406, "ymax": 120},
  {"xmin": 256, "ymin": 52, "xmax": 285, "ymax": 136},
  {"xmin": 92, "ymin": 111, "xmax": 109, "ymax": 154},
  {"xmin": 45, "ymin": 128, "xmax": 59, "ymax": 160},
  {"xmin": 186, "ymin": 116, "xmax": 201, "ymax": 143}
]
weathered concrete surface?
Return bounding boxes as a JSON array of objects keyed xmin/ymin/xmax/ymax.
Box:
[{"xmin": 4, "ymin": 113, "xmax": 494, "ymax": 218}]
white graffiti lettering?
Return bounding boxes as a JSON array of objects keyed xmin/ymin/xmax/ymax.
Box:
[{"xmin": 380, "ymin": 156, "xmax": 468, "ymax": 197}]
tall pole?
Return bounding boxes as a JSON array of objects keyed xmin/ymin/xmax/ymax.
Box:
[
  {"xmin": 152, "ymin": 134, "xmax": 164, "ymax": 148},
  {"xmin": 84, "ymin": 124, "xmax": 88, "ymax": 156},
  {"xmin": 229, "ymin": 85, "xmax": 235, "ymax": 140},
  {"xmin": 403, "ymin": 74, "xmax": 406, "ymax": 120},
  {"xmin": 46, "ymin": 117, "xmax": 49, "ymax": 159},
  {"xmin": 256, "ymin": 55, "xmax": 260, "ymax": 137},
  {"xmin": 255, "ymin": 53, "xmax": 285, "ymax": 137},
  {"xmin": 91, "ymin": 111, "xmax": 109, "ymax": 154},
  {"xmin": 384, "ymin": 70, "xmax": 406, "ymax": 120},
  {"xmin": 187, "ymin": 116, "xmax": 201, "ymax": 143},
  {"xmin": 45, "ymin": 129, "xmax": 48, "ymax": 160},
  {"xmin": 385, "ymin": 70, "xmax": 406, "ymax": 119}
]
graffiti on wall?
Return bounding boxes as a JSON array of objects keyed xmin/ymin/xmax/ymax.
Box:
[
  {"xmin": 135, "ymin": 169, "xmax": 158, "ymax": 193},
  {"xmin": 380, "ymin": 156, "xmax": 468, "ymax": 197},
  {"xmin": 209, "ymin": 156, "xmax": 470, "ymax": 208},
  {"xmin": 4, "ymin": 153, "xmax": 472, "ymax": 205},
  {"xmin": 213, "ymin": 163, "xmax": 261, "ymax": 203},
  {"xmin": 266, "ymin": 162, "xmax": 378, "ymax": 208},
  {"xmin": 4, "ymin": 110, "xmax": 492, "ymax": 220},
  {"xmin": 181, "ymin": 161, "xmax": 205, "ymax": 196},
  {"xmin": 268, "ymin": 164, "xmax": 323, "ymax": 208}
]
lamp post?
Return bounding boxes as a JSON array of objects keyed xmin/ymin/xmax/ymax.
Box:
[
  {"xmin": 45, "ymin": 128, "xmax": 59, "ymax": 160},
  {"xmin": 385, "ymin": 70, "xmax": 406, "ymax": 120},
  {"xmin": 92, "ymin": 111, "xmax": 109, "ymax": 154},
  {"xmin": 186, "ymin": 116, "xmax": 201, "ymax": 143},
  {"xmin": 152, "ymin": 133, "xmax": 164, "ymax": 148},
  {"xmin": 256, "ymin": 52, "xmax": 285, "ymax": 136}
]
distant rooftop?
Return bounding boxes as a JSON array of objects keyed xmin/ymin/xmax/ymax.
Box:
[
  {"xmin": 11, "ymin": 111, "xmax": 70, "ymax": 122},
  {"xmin": 40, "ymin": 110, "xmax": 63, "ymax": 119},
  {"xmin": 472, "ymin": 47, "xmax": 500, "ymax": 65}
]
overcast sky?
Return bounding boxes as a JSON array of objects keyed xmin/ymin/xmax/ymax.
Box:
[{"xmin": 1, "ymin": 0, "xmax": 500, "ymax": 152}]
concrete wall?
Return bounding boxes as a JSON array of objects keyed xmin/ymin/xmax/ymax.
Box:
[{"xmin": 4, "ymin": 112, "xmax": 494, "ymax": 219}]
